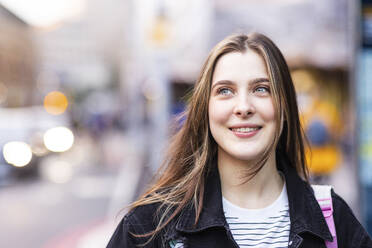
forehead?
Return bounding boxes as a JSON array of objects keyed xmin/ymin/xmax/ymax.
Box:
[{"xmin": 212, "ymin": 51, "xmax": 268, "ymax": 84}]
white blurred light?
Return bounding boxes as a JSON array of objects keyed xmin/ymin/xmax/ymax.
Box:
[
  {"xmin": 3, "ymin": 141, "xmax": 32, "ymax": 167},
  {"xmin": 41, "ymin": 160, "xmax": 73, "ymax": 184},
  {"xmin": 44, "ymin": 126, "xmax": 74, "ymax": 152},
  {"xmin": 0, "ymin": 0, "xmax": 86, "ymax": 28}
]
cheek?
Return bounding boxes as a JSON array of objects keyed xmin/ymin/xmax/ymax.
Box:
[
  {"xmin": 256, "ymin": 99, "xmax": 276, "ymax": 124},
  {"xmin": 208, "ymin": 100, "xmax": 231, "ymax": 125}
]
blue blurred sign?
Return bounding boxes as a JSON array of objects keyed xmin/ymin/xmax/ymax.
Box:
[
  {"xmin": 358, "ymin": 50, "xmax": 372, "ymax": 186},
  {"xmin": 358, "ymin": 49, "xmax": 372, "ymax": 235}
]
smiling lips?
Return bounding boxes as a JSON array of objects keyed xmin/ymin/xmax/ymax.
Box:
[{"xmin": 229, "ymin": 125, "xmax": 262, "ymax": 138}]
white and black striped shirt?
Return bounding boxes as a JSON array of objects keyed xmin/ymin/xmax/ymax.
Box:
[{"xmin": 223, "ymin": 183, "xmax": 290, "ymax": 248}]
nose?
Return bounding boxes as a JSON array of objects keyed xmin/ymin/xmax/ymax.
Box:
[{"xmin": 233, "ymin": 94, "xmax": 255, "ymax": 118}]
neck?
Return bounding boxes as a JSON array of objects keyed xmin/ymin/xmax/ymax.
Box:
[{"xmin": 218, "ymin": 148, "xmax": 284, "ymax": 209}]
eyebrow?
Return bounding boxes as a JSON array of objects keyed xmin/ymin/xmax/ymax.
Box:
[{"xmin": 211, "ymin": 77, "xmax": 270, "ymax": 89}]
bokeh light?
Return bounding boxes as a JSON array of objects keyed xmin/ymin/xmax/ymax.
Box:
[
  {"xmin": 0, "ymin": 0, "xmax": 86, "ymax": 28},
  {"xmin": 43, "ymin": 126, "xmax": 74, "ymax": 152},
  {"xmin": 3, "ymin": 141, "xmax": 33, "ymax": 167},
  {"xmin": 43, "ymin": 91, "xmax": 69, "ymax": 115}
]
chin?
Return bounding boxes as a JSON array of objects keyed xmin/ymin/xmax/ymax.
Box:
[
  {"xmin": 232, "ymin": 153, "xmax": 263, "ymax": 162},
  {"xmin": 220, "ymin": 148, "xmax": 265, "ymax": 163}
]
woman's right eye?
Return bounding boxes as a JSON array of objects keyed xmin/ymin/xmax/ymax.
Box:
[{"xmin": 217, "ymin": 88, "xmax": 233, "ymax": 96}]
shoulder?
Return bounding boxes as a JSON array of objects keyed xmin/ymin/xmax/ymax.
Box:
[
  {"xmin": 107, "ymin": 203, "xmax": 163, "ymax": 248},
  {"xmin": 124, "ymin": 202, "xmax": 162, "ymax": 233},
  {"xmin": 331, "ymin": 190, "xmax": 372, "ymax": 247}
]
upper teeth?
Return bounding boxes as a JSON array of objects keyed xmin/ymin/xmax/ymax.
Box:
[{"xmin": 232, "ymin": 127, "xmax": 260, "ymax": 132}]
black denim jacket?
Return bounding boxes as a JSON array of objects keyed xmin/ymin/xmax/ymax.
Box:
[{"xmin": 107, "ymin": 156, "xmax": 372, "ymax": 248}]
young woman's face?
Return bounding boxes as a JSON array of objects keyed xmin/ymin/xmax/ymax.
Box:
[{"xmin": 208, "ymin": 51, "xmax": 277, "ymax": 162}]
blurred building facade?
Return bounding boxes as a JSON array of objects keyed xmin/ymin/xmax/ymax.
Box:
[
  {"xmin": 0, "ymin": 4, "xmax": 37, "ymax": 107},
  {"xmin": 34, "ymin": 0, "xmax": 126, "ymax": 93}
]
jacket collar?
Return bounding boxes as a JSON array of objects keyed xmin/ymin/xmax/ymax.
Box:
[
  {"xmin": 277, "ymin": 154, "xmax": 333, "ymax": 242},
  {"xmin": 175, "ymin": 163, "xmax": 226, "ymax": 232},
  {"xmin": 175, "ymin": 153, "xmax": 333, "ymax": 242}
]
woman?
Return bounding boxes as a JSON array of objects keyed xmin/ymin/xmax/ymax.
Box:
[{"xmin": 107, "ymin": 33, "xmax": 372, "ymax": 248}]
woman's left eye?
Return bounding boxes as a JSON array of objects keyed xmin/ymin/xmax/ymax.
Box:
[{"xmin": 255, "ymin": 86, "xmax": 270, "ymax": 93}]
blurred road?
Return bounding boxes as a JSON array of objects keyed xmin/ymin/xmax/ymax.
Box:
[
  {"xmin": 0, "ymin": 167, "xmax": 116, "ymax": 248},
  {"xmin": 0, "ymin": 130, "xmax": 146, "ymax": 248}
]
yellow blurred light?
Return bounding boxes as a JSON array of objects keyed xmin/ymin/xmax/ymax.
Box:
[
  {"xmin": 147, "ymin": 15, "xmax": 171, "ymax": 47},
  {"xmin": 306, "ymin": 145, "xmax": 341, "ymax": 175},
  {"xmin": 44, "ymin": 127, "xmax": 74, "ymax": 152},
  {"xmin": 291, "ymin": 70, "xmax": 316, "ymax": 93},
  {"xmin": 3, "ymin": 141, "xmax": 33, "ymax": 167},
  {"xmin": 44, "ymin": 91, "xmax": 68, "ymax": 115}
]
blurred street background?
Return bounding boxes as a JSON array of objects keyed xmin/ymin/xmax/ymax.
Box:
[{"xmin": 0, "ymin": 0, "xmax": 372, "ymax": 247}]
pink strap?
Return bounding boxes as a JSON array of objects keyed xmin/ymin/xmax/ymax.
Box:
[{"xmin": 318, "ymin": 198, "xmax": 338, "ymax": 248}]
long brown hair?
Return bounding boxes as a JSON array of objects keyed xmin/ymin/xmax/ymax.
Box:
[{"xmin": 129, "ymin": 32, "xmax": 308, "ymax": 242}]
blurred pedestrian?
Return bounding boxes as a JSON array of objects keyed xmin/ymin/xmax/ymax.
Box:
[{"xmin": 107, "ymin": 33, "xmax": 372, "ymax": 247}]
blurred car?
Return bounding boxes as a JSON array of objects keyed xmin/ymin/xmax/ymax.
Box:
[{"xmin": 0, "ymin": 106, "xmax": 71, "ymax": 184}]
